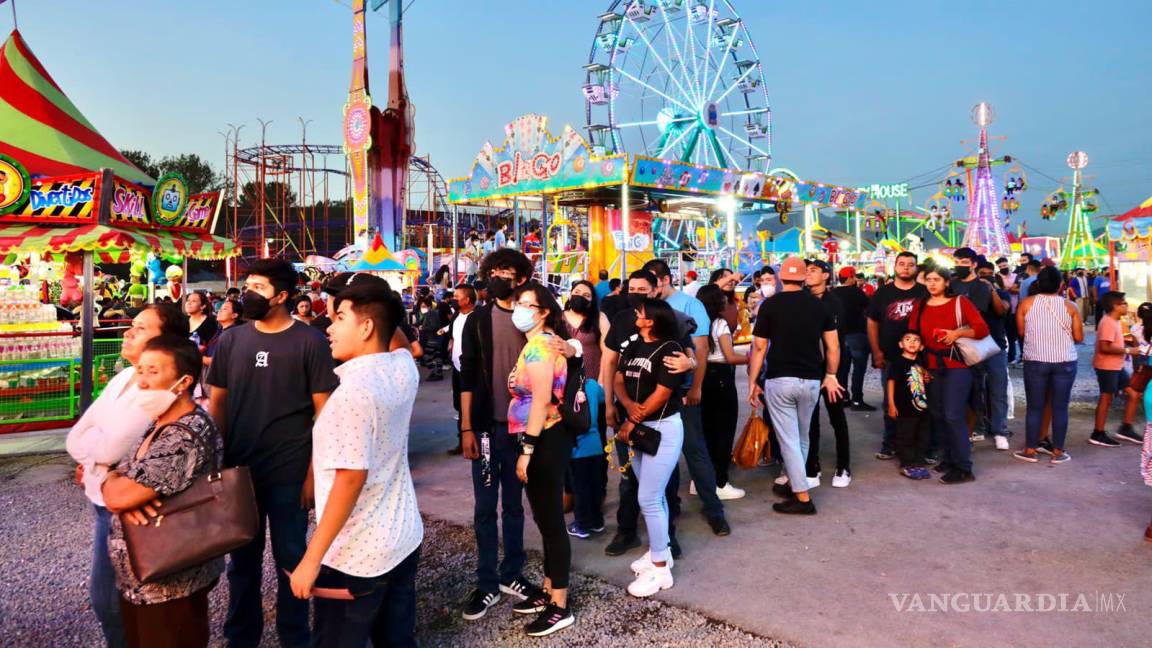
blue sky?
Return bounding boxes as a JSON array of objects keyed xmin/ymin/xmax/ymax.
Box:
[{"xmin": 9, "ymin": 0, "xmax": 1152, "ymax": 235}]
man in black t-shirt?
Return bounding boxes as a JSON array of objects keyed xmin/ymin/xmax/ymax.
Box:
[
  {"xmin": 833, "ymin": 267, "xmax": 873, "ymax": 410},
  {"xmin": 208, "ymin": 259, "xmax": 339, "ymax": 648},
  {"xmin": 951, "ymin": 249, "xmax": 1009, "ymax": 449},
  {"xmin": 748, "ymin": 257, "xmax": 843, "ymax": 515},
  {"xmin": 804, "ymin": 260, "xmax": 853, "ymax": 488},
  {"xmin": 866, "ymin": 251, "xmax": 928, "ymax": 459}
]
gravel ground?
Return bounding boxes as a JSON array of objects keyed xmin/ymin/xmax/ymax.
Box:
[{"xmin": 0, "ymin": 455, "xmax": 787, "ymax": 647}]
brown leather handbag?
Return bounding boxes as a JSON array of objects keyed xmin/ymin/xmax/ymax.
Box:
[
  {"xmin": 122, "ymin": 422, "xmax": 258, "ymax": 584},
  {"xmin": 732, "ymin": 411, "xmax": 772, "ymax": 470}
]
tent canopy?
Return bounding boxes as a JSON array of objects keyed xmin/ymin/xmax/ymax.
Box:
[
  {"xmin": 1116, "ymin": 195, "xmax": 1152, "ymax": 222},
  {"xmin": 0, "ymin": 223, "xmax": 238, "ymax": 262},
  {"xmin": 352, "ymin": 233, "xmax": 408, "ymax": 272},
  {"xmin": 0, "ymin": 30, "xmax": 153, "ymax": 185}
]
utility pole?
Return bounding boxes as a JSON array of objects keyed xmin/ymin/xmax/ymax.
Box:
[{"xmin": 257, "ymin": 118, "xmax": 273, "ymax": 257}]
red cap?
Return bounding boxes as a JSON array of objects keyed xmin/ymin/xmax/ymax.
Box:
[
  {"xmin": 686, "ymin": 270, "xmax": 698, "ymax": 281},
  {"xmin": 779, "ymin": 257, "xmax": 806, "ymax": 280},
  {"xmin": 838, "ymin": 266, "xmax": 856, "ymax": 280}
]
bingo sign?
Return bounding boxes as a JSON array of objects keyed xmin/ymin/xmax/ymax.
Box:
[
  {"xmin": 151, "ymin": 173, "xmax": 189, "ymax": 227},
  {"xmin": 0, "ymin": 155, "xmax": 31, "ymax": 216},
  {"xmin": 109, "ymin": 179, "xmax": 151, "ymax": 226}
]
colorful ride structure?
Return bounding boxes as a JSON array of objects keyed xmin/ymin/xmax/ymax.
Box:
[
  {"xmin": 958, "ymin": 102, "xmax": 1013, "ymax": 257},
  {"xmin": 1054, "ymin": 151, "xmax": 1106, "ymax": 268}
]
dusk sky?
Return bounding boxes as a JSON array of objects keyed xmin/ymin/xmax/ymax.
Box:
[{"xmin": 8, "ymin": 0, "xmax": 1152, "ymax": 236}]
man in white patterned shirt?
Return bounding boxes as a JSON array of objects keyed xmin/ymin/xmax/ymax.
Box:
[{"xmin": 288, "ymin": 280, "xmax": 422, "ymax": 647}]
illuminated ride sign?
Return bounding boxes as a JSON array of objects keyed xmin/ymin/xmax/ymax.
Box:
[
  {"xmin": 859, "ymin": 182, "xmax": 910, "ymax": 200},
  {"xmin": 2, "ymin": 172, "xmax": 103, "ymax": 223},
  {"xmin": 109, "ymin": 179, "xmax": 151, "ymax": 226}
]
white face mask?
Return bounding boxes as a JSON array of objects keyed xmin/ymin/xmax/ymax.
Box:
[
  {"xmin": 128, "ymin": 377, "xmax": 187, "ymax": 417},
  {"xmin": 760, "ymin": 283, "xmax": 776, "ymax": 298},
  {"xmin": 512, "ymin": 306, "xmax": 538, "ymax": 333}
]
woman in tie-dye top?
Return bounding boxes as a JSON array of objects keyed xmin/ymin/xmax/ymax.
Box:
[{"xmin": 506, "ymin": 282, "xmax": 575, "ymax": 634}]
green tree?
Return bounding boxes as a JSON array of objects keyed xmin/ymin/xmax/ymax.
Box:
[
  {"xmin": 241, "ymin": 181, "xmax": 297, "ymax": 210},
  {"xmin": 157, "ymin": 154, "xmax": 220, "ymax": 194},
  {"xmin": 119, "ymin": 149, "xmax": 160, "ymax": 179}
]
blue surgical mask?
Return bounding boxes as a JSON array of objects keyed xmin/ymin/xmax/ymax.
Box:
[{"xmin": 512, "ymin": 306, "xmax": 538, "ymax": 333}]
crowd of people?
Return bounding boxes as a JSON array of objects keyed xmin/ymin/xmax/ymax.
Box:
[{"xmin": 65, "ymin": 242, "xmax": 1152, "ymax": 645}]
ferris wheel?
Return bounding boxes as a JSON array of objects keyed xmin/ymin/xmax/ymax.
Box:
[{"xmin": 583, "ymin": 0, "xmax": 772, "ymax": 172}]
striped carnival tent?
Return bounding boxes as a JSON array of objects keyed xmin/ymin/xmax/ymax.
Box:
[
  {"xmin": 0, "ymin": 30, "xmax": 153, "ymax": 185},
  {"xmin": 0, "ymin": 223, "xmax": 237, "ymax": 262}
]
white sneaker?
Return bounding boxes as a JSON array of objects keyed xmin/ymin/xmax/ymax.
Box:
[
  {"xmin": 807, "ymin": 473, "xmax": 821, "ymax": 489},
  {"xmin": 831, "ymin": 469, "xmax": 852, "ymax": 488},
  {"xmin": 627, "ymin": 565, "xmax": 674, "ymax": 597},
  {"xmin": 995, "ymin": 436, "xmax": 1010, "ymax": 451},
  {"xmin": 773, "ymin": 474, "xmax": 790, "ymax": 486},
  {"xmin": 688, "ymin": 480, "xmax": 697, "ymax": 496},
  {"xmin": 716, "ymin": 483, "xmax": 746, "ymax": 500},
  {"xmin": 630, "ymin": 550, "xmax": 674, "ymax": 576}
]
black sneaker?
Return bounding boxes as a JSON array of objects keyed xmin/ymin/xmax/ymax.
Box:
[
  {"xmin": 932, "ymin": 461, "xmax": 954, "ymax": 474},
  {"xmin": 707, "ymin": 516, "xmax": 731, "ymax": 536},
  {"xmin": 589, "ymin": 524, "xmax": 606, "ymax": 534},
  {"xmin": 923, "ymin": 453, "xmax": 940, "ymax": 466},
  {"xmin": 604, "ymin": 533, "xmax": 641, "ymax": 557},
  {"xmin": 772, "ymin": 482, "xmax": 796, "ymax": 498},
  {"xmin": 1116, "ymin": 424, "xmax": 1144, "ymax": 444},
  {"xmin": 500, "ymin": 576, "xmax": 543, "ymax": 602},
  {"xmin": 670, "ymin": 535, "xmax": 682, "ymax": 560},
  {"xmin": 524, "ymin": 603, "xmax": 574, "ymax": 637},
  {"xmin": 1036, "ymin": 439, "xmax": 1055, "ymax": 455},
  {"xmin": 773, "ymin": 499, "xmax": 816, "ymax": 515},
  {"xmin": 938, "ymin": 469, "xmax": 975, "ymax": 485},
  {"xmin": 1088, "ymin": 431, "xmax": 1122, "ymax": 447},
  {"xmin": 462, "ymin": 589, "xmax": 500, "ymax": 621},
  {"xmin": 875, "ymin": 449, "xmax": 896, "ymax": 460},
  {"xmin": 512, "ymin": 590, "xmax": 550, "ymax": 615},
  {"xmin": 852, "ymin": 401, "xmax": 878, "ymax": 412}
]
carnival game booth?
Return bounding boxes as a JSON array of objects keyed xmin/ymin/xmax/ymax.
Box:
[
  {"xmin": 0, "ymin": 157, "xmax": 236, "ymax": 433},
  {"xmin": 1107, "ymin": 197, "xmax": 1152, "ymax": 305},
  {"xmin": 447, "ymin": 114, "xmax": 867, "ymax": 288}
]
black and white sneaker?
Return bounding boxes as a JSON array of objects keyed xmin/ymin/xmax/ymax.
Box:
[
  {"xmin": 461, "ymin": 589, "xmax": 500, "ymax": 621},
  {"xmin": 1088, "ymin": 431, "xmax": 1122, "ymax": 447},
  {"xmin": 1116, "ymin": 424, "xmax": 1144, "ymax": 444},
  {"xmin": 524, "ymin": 603, "xmax": 574, "ymax": 637},
  {"xmin": 512, "ymin": 590, "xmax": 550, "ymax": 615},
  {"xmin": 501, "ymin": 576, "xmax": 543, "ymax": 601},
  {"xmin": 1036, "ymin": 439, "xmax": 1055, "ymax": 456}
]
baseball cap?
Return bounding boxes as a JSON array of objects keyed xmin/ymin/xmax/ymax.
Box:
[
  {"xmin": 779, "ymin": 257, "xmax": 806, "ymax": 280},
  {"xmin": 806, "ymin": 259, "xmax": 831, "ymax": 275},
  {"xmin": 838, "ymin": 266, "xmax": 856, "ymax": 280},
  {"xmin": 323, "ymin": 272, "xmax": 393, "ymax": 297},
  {"xmin": 685, "ymin": 270, "xmax": 698, "ymax": 281}
]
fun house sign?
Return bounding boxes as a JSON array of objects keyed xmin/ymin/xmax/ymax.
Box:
[{"xmin": 448, "ymin": 114, "xmax": 627, "ymax": 202}]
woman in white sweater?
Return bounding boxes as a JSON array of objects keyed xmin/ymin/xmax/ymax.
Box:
[{"xmin": 66, "ymin": 303, "xmax": 189, "ymax": 647}]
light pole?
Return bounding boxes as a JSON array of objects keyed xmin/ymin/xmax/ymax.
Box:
[{"xmin": 256, "ymin": 118, "xmax": 273, "ymax": 254}]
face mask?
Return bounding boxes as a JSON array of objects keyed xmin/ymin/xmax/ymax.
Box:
[
  {"xmin": 626, "ymin": 293, "xmax": 647, "ymax": 309},
  {"xmin": 242, "ymin": 290, "xmax": 273, "ymax": 320},
  {"xmin": 568, "ymin": 295, "xmax": 591, "ymax": 314},
  {"xmin": 760, "ymin": 283, "xmax": 776, "ymax": 298},
  {"xmin": 998, "ymin": 268, "xmax": 1009, "ymax": 275},
  {"xmin": 128, "ymin": 376, "xmax": 187, "ymax": 417},
  {"xmin": 488, "ymin": 277, "xmax": 514, "ymax": 301},
  {"xmin": 511, "ymin": 306, "xmax": 538, "ymax": 333},
  {"xmin": 953, "ymin": 266, "xmax": 972, "ymax": 280}
]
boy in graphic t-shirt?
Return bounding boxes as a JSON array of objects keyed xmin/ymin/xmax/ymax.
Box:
[{"xmin": 887, "ymin": 331, "xmax": 932, "ymax": 480}]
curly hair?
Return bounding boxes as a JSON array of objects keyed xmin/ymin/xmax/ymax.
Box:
[{"xmin": 479, "ymin": 248, "xmax": 534, "ymax": 282}]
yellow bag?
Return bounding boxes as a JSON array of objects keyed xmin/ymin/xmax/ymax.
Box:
[{"xmin": 732, "ymin": 412, "xmax": 772, "ymax": 470}]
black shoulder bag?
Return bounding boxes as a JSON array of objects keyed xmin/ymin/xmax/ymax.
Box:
[{"xmin": 624, "ymin": 341, "xmax": 676, "ymax": 456}]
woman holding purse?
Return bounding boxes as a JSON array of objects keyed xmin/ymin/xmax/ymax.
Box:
[
  {"xmin": 907, "ymin": 268, "xmax": 989, "ymax": 485},
  {"xmin": 101, "ymin": 335, "xmax": 223, "ymax": 648},
  {"xmin": 614, "ymin": 298, "xmax": 685, "ymax": 598}
]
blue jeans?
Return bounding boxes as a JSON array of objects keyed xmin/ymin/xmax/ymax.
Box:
[
  {"xmin": 1023, "ymin": 361, "xmax": 1077, "ymax": 450},
  {"xmin": 679, "ymin": 402, "xmax": 725, "ymax": 520},
  {"xmin": 224, "ymin": 482, "xmax": 310, "ymax": 648},
  {"xmin": 91, "ymin": 504, "xmax": 126, "ymax": 648},
  {"xmin": 631, "ymin": 414, "xmax": 684, "ymax": 563},
  {"xmin": 471, "ymin": 423, "xmax": 526, "ymax": 593},
  {"xmin": 615, "ymin": 431, "xmax": 680, "ymax": 538},
  {"xmin": 764, "ymin": 377, "xmax": 821, "ymax": 492},
  {"xmin": 971, "ymin": 351, "xmax": 1010, "ymax": 437},
  {"xmin": 840, "ymin": 333, "xmax": 871, "ymax": 403},
  {"xmin": 927, "ymin": 367, "xmax": 974, "ymax": 472},
  {"xmin": 312, "ymin": 546, "xmax": 421, "ymax": 648}
]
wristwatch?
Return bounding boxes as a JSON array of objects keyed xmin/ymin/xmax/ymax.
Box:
[{"xmin": 520, "ymin": 444, "xmax": 535, "ymax": 456}]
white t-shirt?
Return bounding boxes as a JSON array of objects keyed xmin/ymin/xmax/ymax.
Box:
[
  {"xmin": 451, "ymin": 310, "xmax": 471, "ymax": 371},
  {"xmin": 707, "ymin": 318, "xmax": 731, "ymax": 363},
  {"xmin": 312, "ymin": 350, "xmax": 422, "ymax": 577},
  {"xmin": 683, "ymin": 281, "xmax": 702, "ymax": 298}
]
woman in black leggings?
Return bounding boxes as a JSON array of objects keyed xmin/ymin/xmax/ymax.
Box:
[
  {"xmin": 697, "ymin": 285, "xmax": 748, "ymax": 499},
  {"xmin": 508, "ymin": 282, "xmax": 576, "ymax": 637}
]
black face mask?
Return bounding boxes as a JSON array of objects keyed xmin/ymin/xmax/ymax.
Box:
[
  {"xmin": 242, "ymin": 290, "xmax": 273, "ymax": 321},
  {"xmin": 488, "ymin": 277, "xmax": 514, "ymax": 301},
  {"xmin": 568, "ymin": 295, "xmax": 591, "ymax": 314},
  {"xmin": 626, "ymin": 293, "xmax": 647, "ymax": 309},
  {"xmin": 998, "ymin": 267, "xmax": 1009, "ymax": 275},
  {"xmin": 953, "ymin": 266, "xmax": 972, "ymax": 280}
]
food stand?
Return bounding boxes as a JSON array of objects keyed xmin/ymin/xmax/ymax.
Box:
[{"xmin": 1107, "ymin": 196, "xmax": 1152, "ymax": 306}]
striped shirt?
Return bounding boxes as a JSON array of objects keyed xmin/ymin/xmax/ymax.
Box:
[{"xmin": 1022, "ymin": 295, "xmax": 1077, "ymax": 363}]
